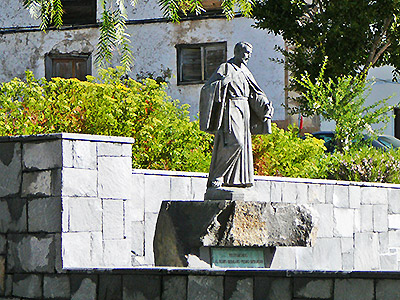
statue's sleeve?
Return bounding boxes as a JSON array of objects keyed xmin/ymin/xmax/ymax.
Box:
[
  {"xmin": 246, "ymin": 73, "xmax": 274, "ymax": 135},
  {"xmin": 199, "ymin": 64, "xmax": 228, "ymax": 133}
]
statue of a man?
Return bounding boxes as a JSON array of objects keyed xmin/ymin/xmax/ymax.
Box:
[{"xmin": 199, "ymin": 42, "xmax": 274, "ymax": 189}]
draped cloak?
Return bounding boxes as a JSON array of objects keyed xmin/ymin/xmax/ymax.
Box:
[{"xmin": 199, "ymin": 59, "xmax": 274, "ymax": 187}]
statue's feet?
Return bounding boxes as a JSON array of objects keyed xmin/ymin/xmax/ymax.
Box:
[{"xmin": 208, "ymin": 177, "xmax": 223, "ymax": 188}]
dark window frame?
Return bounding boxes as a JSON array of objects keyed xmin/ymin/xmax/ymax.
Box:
[
  {"xmin": 45, "ymin": 53, "xmax": 92, "ymax": 81},
  {"xmin": 395, "ymin": 107, "xmax": 400, "ymax": 139},
  {"xmin": 176, "ymin": 42, "xmax": 227, "ymax": 85}
]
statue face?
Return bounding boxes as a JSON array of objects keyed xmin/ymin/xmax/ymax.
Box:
[{"xmin": 236, "ymin": 45, "xmax": 252, "ymax": 65}]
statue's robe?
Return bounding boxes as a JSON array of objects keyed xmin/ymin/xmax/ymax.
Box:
[{"xmin": 200, "ymin": 59, "xmax": 274, "ymax": 187}]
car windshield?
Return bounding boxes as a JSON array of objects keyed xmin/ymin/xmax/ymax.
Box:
[{"xmin": 377, "ymin": 136, "xmax": 400, "ymax": 149}]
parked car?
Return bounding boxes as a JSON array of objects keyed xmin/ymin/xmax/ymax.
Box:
[{"xmin": 310, "ymin": 131, "xmax": 400, "ymax": 153}]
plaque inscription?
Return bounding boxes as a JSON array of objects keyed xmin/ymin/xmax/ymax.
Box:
[{"xmin": 211, "ymin": 247, "xmax": 265, "ymax": 268}]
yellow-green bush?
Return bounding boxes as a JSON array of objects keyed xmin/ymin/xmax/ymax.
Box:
[
  {"xmin": 252, "ymin": 123, "xmax": 327, "ymax": 178},
  {"xmin": 0, "ymin": 69, "xmax": 213, "ymax": 172}
]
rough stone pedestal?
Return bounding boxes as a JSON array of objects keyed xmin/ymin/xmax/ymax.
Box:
[{"xmin": 153, "ymin": 200, "xmax": 314, "ymax": 267}]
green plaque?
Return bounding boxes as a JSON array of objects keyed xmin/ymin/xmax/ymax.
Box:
[{"xmin": 211, "ymin": 247, "xmax": 265, "ymax": 268}]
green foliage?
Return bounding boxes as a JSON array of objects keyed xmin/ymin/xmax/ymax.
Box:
[
  {"xmin": 23, "ymin": 0, "xmax": 64, "ymax": 30},
  {"xmin": 294, "ymin": 59, "xmax": 394, "ymax": 151},
  {"xmin": 252, "ymin": 123, "xmax": 326, "ymax": 178},
  {"xmin": 0, "ymin": 68, "xmax": 213, "ymax": 172},
  {"xmin": 252, "ymin": 0, "xmax": 400, "ymax": 86},
  {"xmin": 96, "ymin": 0, "xmax": 134, "ymax": 73},
  {"xmin": 320, "ymin": 147, "xmax": 400, "ymax": 184}
]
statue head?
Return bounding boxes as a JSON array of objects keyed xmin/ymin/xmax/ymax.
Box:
[{"xmin": 233, "ymin": 42, "xmax": 253, "ymax": 66}]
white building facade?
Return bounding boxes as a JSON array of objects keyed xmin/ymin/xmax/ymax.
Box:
[{"xmin": 0, "ymin": 0, "xmax": 288, "ymax": 125}]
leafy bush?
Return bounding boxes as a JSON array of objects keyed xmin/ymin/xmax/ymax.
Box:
[
  {"xmin": 320, "ymin": 147, "xmax": 400, "ymax": 184},
  {"xmin": 252, "ymin": 123, "xmax": 326, "ymax": 178},
  {"xmin": 293, "ymin": 59, "xmax": 393, "ymax": 151},
  {"xmin": 0, "ymin": 69, "xmax": 213, "ymax": 172}
]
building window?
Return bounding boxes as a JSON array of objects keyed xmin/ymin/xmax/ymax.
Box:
[
  {"xmin": 201, "ymin": 0, "xmax": 223, "ymax": 11},
  {"xmin": 45, "ymin": 54, "xmax": 92, "ymax": 81},
  {"xmin": 176, "ymin": 42, "xmax": 227, "ymax": 85},
  {"xmin": 61, "ymin": 0, "xmax": 96, "ymax": 25},
  {"xmin": 395, "ymin": 108, "xmax": 400, "ymax": 139}
]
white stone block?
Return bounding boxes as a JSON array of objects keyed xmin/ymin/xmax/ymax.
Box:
[
  {"xmin": 28, "ymin": 197, "xmax": 61, "ymax": 232},
  {"xmin": 341, "ymin": 237, "xmax": 354, "ymax": 253},
  {"xmin": 103, "ymin": 200, "xmax": 124, "ymax": 240},
  {"xmin": 103, "ymin": 239, "xmax": 131, "ymax": 267},
  {"xmin": 23, "ymin": 140, "xmax": 62, "ymax": 170},
  {"xmin": 62, "ymin": 168, "xmax": 97, "ymax": 197},
  {"xmin": 62, "ymin": 232, "xmax": 91, "ymax": 268},
  {"xmin": 360, "ymin": 205, "xmax": 373, "ymax": 232},
  {"xmin": 281, "ymin": 182, "xmax": 306, "ymax": 204},
  {"xmin": 373, "ymin": 205, "xmax": 388, "ymax": 232},
  {"xmin": 69, "ymin": 197, "xmax": 102, "ymax": 232},
  {"xmin": 192, "ymin": 177, "xmax": 207, "ymax": 200},
  {"xmin": 333, "ymin": 208, "xmax": 354, "ymax": 237},
  {"xmin": 270, "ymin": 181, "xmax": 283, "ymax": 202},
  {"xmin": 342, "ymin": 252, "xmax": 354, "ymax": 270},
  {"xmin": 130, "ymin": 173, "xmax": 145, "ymax": 221},
  {"xmin": 62, "ymin": 140, "xmax": 73, "ymax": 168},
  {"xmin": 0, "ymin": 142, "xmax": 21, "ymax": 197},
  {"xmin": 354, "ymin": 232, "xmax": 380, "ymax": 270},
  {"xmin": 388, "ymin": 189, "xmax": 400, "ymax": 213},
  {"xmin": 295, "ymin": 247, "xmax": 314, "ymax": 270},
  {"xmin": 308, "ymin": 184, "xmax": 325, "ymax": 204},
  {"xmin": 361, "ymin": 187, "xmax": 387, "ymax": 205},
  {"xmin": 62, "ymin": 197, "xmax": 69, "ymax": 232},
  {"xmin": 314, "ymin": 204, "xmax": 334, "ymax": 238},
  {"xmin": 380, "ymin": 254, "xmax": 398, "ymax": 270},
  {"xmin": 388, "ymin": 214, "xmax": 400, "ymax": 229},
  {"xmin": 325, "ymin": 185, "xmax": 334, "ymax": 204},
  {"xmin": 270, "ymin": 247, "xmax": 296, "ymax": 269},
  {"xmin": 90, "ymin": 232, "xmax": 103, "ymax": 267},
  {"xmin": 22, "ymin": 170, "xmax": 52, "ymax": 197},
  {"xmin": 73, "ymin": 141, "xmax": 97, "ymax": 169},
  {"xmin": 379, "ymin": 232, "xmax": 389, "ymax": 253},
  {"xmin": 388, "ymin": 230, "xmax": 400, "ymax": 247},
  {"xmin": 312, "ymin": 238, "xmax": 342, "ymax": 270},
  {"xmin": 98, "ymin": 157, "xmax": 132, "ymax": 199},
  {"xmin": 170, "ymin": 176, "xmax": 192, "ymax": 200},
  {"xmin": 130, "ymin": 221, "xmax": 144, "ymax": 256},
  {"xmin": 354, "ymin": 209, "xmax": 361, "ymax": 233},
  {"xmin": 333, "ymin": 185, "xmax": 349, "ymax": 208},
  {"xmin": 144, "ymin": 212, "xmax": 159, "ymax": 265},
  {"xmin": 144, "ymin": 175, "xmax": 170, "ymax": 213},
  {"xmin": 349, "ymin": 186, "xmax": 361, "ymax": 209},
  {"xmin": 97, "ymin": 142, "xmax": 132, "ymax": 157}
]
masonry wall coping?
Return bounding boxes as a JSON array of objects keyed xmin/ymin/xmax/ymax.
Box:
[
  {"xmin": 133, "ymin": 168, "xmax": 208, "ymax": 178},
  {"xmin": 0, "ymin": 133, "xmax": 135, "ymax": 144},
  {"xmin": 132, "ymin": 168, "xmax": 400, "ymax": 189},
  {"xmin": 58, "ymin": 267, "xmax": 400, "ymax": 279}
]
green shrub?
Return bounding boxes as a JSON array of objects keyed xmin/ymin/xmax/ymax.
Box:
[
  {"xmin": 320, "ymin": 147, "xmax": 400, "ymax": 184},
  {"xmin": 0, "ymin": 69, "xmax": 213, "ymax": 172},
  {"xmin": 252, "ymin": 123, "xmax": 326, "ymax": 178}
]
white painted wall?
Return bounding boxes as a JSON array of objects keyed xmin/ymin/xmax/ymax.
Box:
[{"xmin": 0, "ymin": 0, "xmax": 285, "ymax": 121}]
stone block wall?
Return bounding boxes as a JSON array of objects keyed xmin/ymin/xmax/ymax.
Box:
[
  {"xmin": 60, "ymin": 134, "xmax": 134, "ymax": 269},
  {"xmin": 133, "ymin": 170, "xmax": 400, "ymax": 271},
  {"xmin": 0, "ymin": 133, "xmax": 134, "ymax": 298},
  {"xmin": 2, "ymin": 133, "xmax": 400, "ymax": 299}
]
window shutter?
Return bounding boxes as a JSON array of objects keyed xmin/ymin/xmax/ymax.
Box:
[
  {"xmin": 204, "ymin": 46, "xmax": 226, "ymax": 80},
  {"xmin": 181, "ymin": 48, "xmax": 202, "ymax": 82}
]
